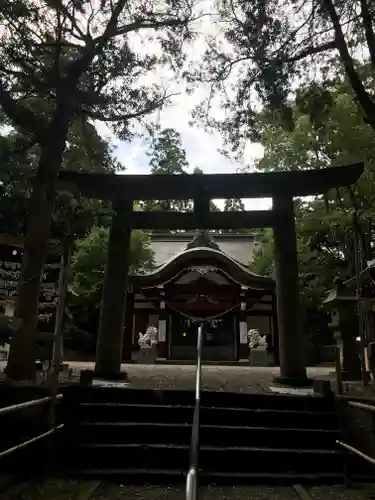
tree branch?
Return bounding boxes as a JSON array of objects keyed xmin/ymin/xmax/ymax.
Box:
[
  {"xmin": 0, "ymin": 137, "xmax": 37, "ymax": 162},
  {"xmin": 281, "ymin": 40, "xmax": 337, "ymax": 63},
  {"xmin": 82, "ymin": 92, "xmax": 180, "ymax": 122},
  {"xmin": 360, "ymin": 0, "xmax": 375, "ymax": 68},
  {"xmin": 0, "ymin": 81, "xmax": 47, "ymax": 140},
  {"xmin": 44, "ymin": 0, "xmax": 91, "ymax": 42},
  {"xmin": 66, "ymin": 0, "xmax": 191, "ymax": 83},
  {"xmin": 321, "ymin": 0, "xmax": 375, "ymax": 127},
  {"xmin": 113, "ymin": 16, "xmax": 190, "ymax": 37},
  {"xmin": 64, "ymin": 0, "xmax": 128, "ymax": 83}
]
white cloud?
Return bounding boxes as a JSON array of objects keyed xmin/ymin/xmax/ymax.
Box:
[
  {"xmin": 94, "ymin": 2, "xmax": 270, "ymax": 211},
  {"xmin": 97, "ymin": 93, "xmax": 269, "ymax": 209}
]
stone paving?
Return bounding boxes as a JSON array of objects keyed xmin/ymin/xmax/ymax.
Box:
[
  {"xmin": 65, "ymin": 362, "xmax": 333, "ymax": 393},
  {"xmin": 0, "ymin": 360, "xmax": 373, "ymax": 396}
]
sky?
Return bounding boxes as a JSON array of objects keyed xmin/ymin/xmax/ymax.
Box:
[
  {"xmin": 94, "ymin": 2, "xmax": 272, "ymax": 211},
  {"xmin": 95, "ymin": 95, "xmax": 272, "ymax": 210}
]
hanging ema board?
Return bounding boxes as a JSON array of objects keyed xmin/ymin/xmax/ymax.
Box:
[{"xmin": 0, "ymin": 244, "xmax": 61, "ymax": 334}]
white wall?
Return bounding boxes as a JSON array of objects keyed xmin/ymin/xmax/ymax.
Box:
[{"xmin": 150, "ymin": 234, "xmax": 261, "ymax": 267}]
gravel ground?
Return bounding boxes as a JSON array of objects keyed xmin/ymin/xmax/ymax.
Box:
[
  {"xmin": 15, "ymin": 479, "xmax": 81, "ymax": 500},
  {"xmin": 58, "ymin": 363, "xmax": 333, "ymax": 393},
  {"xmin": 308, "ymin": 484, "xmax": 375, "ymax": 499},
  {"xmin": 92, "ymin": 484, "xmax": 298, "ymax": 500},
  {"xmin": 12, "ymin": 480, "xmax": 375, "ymax": 500},
  {"xmin": 1, "ymin": 360, "xmax": 373, "ymax": 396}
]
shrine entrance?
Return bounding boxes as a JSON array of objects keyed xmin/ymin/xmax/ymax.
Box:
[
  {"xmin": 131, "ymin": 239, "xmax": 275, "ymax": 363},
  {"xmin": 58, "ymin": 162, "xmax": 363, "ymax": 386},
  {"xmin": 169, "ymin": 314, "xmax": 237, "ymax": 361}
]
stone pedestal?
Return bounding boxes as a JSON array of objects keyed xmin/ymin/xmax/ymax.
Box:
[
  {"xmin": 138, "ymin": 346, "xmax": 157, "ymax": 364},
  {"xmin": 249, "ymin": 347, "xmax": 268, "ymax": 367}
]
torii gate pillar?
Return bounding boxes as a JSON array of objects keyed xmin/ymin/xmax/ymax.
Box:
[{"xmin": 273, "ymin": 194, "xmax": 308, "ymax": 385}]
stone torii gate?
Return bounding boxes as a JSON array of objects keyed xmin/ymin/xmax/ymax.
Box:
[{"xmin": 59, "ymin": 162, "xmax": 364, "ymax": 386}]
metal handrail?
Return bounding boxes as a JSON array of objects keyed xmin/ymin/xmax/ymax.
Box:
[
  {"xmin": 337, "ymin": 440, "xmax": 375, "ymax": 466},
  {"xmin": 0, "ymin": 251, "xmax": 70, "ymax": 463},
  {"xmin": 348, "ymin": 401, "xmax": 375, "ymax": 412},
  {"xmin": 0, "ymin": 424, "xmax": 64, "ymax": 459},
  {"xmin": 186, "ymin": 323, "xmax": 203, "ymax": 500},
  {"xmin": 337, "ymin": 399, "xmax": 375, "ymax": 485},
  {"xmin": 0, "ymin": 394, "xmax": 63, "ymax": 416}
]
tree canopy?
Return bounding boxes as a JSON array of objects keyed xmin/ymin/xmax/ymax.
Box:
[
  {"xmin": 69, "ymin": 226, "xmax": 154, "ymax": 341},
  {"xmin": 0, "ymin": 118, "xmax": 119, "ymax": 239},
  {"xmin": 251, "ymin": 70, "xmax": 375, "ymax": 311},
  {"xmin": 139, "ymin": 127, "xmax": 221, "ymax": 214},
  {"xmin": 191, "ymin": 0, "xmax": 375, "ymax": 156},
  {"xmin": 141, "ymin": 127, "xmax": 193, "ymax": 213},
  {"xmin": 0, "ymin": 0, "xmax": 197, "ymax": 379}
]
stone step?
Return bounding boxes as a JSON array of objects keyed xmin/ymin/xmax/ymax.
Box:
[
  {"xmin": 63, "ymin": 468, "xmax": 346, "ymax": 486},
  {"xmin": 73, "ymin": 421, "xmax": 341, "ymax": 449},
  {"xmin": 67, "ymin": 443, "xmax": 344, "ymax": 474},
  {"xmin": 61, "ymin": 386, "xmax": 334, "ymax": 412},
  {"xmin": 71, "ymin": 402, "xmax": 338, "ymax": 429}
]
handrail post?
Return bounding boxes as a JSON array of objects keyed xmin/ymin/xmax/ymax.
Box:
[
  {"xmin": 49, "ymin": 246, "xmax": 70, "ymax": 428},
  {"xmin": 186, "ymin": 322, "xmax": 203, "ymax": 500}
]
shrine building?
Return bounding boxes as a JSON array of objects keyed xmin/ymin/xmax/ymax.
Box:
[
  {"xmin": 129, "ymin": 230, "xmax": 276, "ymax": 363},
  {"xmin": 58, "ymin": 163, "xmax": 363, "ymax": 385}
]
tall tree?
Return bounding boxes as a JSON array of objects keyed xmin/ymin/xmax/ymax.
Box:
[
  {"xmin": 191, "ymin": 166, "xmax": 220, "ymax": 213},
  {"xmin": 69, "ymin": 226, "xmax": 154, "ymax": 339},
  {"xmin": 256, "ymin": 71, "xmax": 375, "ymax": 268},
  {"xmin": 0, "ymin": 1, "xmax": 195, "ymax": 379},
  {"xmin": 192, "ymin": 0, "xmax": 375, "ymax": 156},
  {"xmin": 223, "ymin": 197, "xmax": 246, "ymax": 233},
  {"xmin": 224, "ymin": 198, "xmax": 245, "ymax": 212},
  {"xmin": 149, "ymin": 128, "xmax": 189, "ymax": 175},
  {"xmin": 142, "ymin": 127, "xmax": 193, "ymax": 213},
  {"xmin": 250, "ymin": 74, "xmax": 375, "ymax": 336},
  {"xmin": 0, "ymin": 119, "xmax": 120, "ymax": 238}
]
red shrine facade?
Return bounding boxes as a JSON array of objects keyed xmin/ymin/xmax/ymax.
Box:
[{"xmin": 128, "ymin": 231, "xmax": 277, "ymax": 362}]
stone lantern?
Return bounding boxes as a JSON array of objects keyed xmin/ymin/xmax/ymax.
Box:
[{"xmin": 323, "ymin": 280, "xmax": 362, "ymax": 381}]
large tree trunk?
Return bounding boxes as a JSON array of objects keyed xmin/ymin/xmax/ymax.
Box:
[{"xmin": 5, "ymin": 120, "xmax": 69, "ymax": 380}]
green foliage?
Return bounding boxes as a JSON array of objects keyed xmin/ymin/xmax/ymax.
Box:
[
  {"xmin": 224, "ymin": 198, "xmax": 245, "ymax": 212},
  {"xmin": 251, "ymin": 74, "xmax": 375, "ymax": 309},
  {"xmin": 0, "ymin": 0, "xmax": 195, "ymax": 141},
  {"xmin": 192, "ymin": 167, "xmax": 220, "ymax": 212},
  {"xmin": 223, "ymin": 197, "xmax": 247, "ymax": 233},
  {"xmin": 139, "ymin": 128, "xmax": 221, "ymax": 214},
  {"xmin": 70, "ymin": 226, "xmax": 155, "ymax": 315},
  {"xmin": 190, "ymin": 0, "xmax": 375, "ymax": 156},
  {"xmin": 142, "ymin": 128, "xmax": 193, "ymax": 213},
  {"xmin": 148, "ymin": 128, "xmax": 189, "ymax": 175},
  {"xmin": 1, "ymin": 0, "xmax": 197, "ymax": 378},
  {"xmin": 0, "ymin": 119, "xmax": 118, "ymax": 240},
  {"xmin": 250, "ymin": 229, "xmax": 275, "ymax": 278}
]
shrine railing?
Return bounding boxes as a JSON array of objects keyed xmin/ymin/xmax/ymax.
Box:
[
  {"xmin": 336, "ymin": 399, "xmax": 375, "ymax": 484},
  {"xmin": 186, "ymin": 323, "xmax": 203, "ymax": 500},
  {"xmin": 0, "ymin": 393, "xmax": 64, "ymax": 459}
]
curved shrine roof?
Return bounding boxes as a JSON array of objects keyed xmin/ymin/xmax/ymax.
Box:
[{"xmin": 132, "ymin": 231, "xmax": 275, "ymax": 290}]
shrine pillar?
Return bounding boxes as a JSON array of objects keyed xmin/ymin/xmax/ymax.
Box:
[
  {"xmin": 123, "ymin": 284, "xmax": 134, "ymax": 362},
  {"xmin": 158, "ymin": 288, "xmax": 167, "ymax": 359},
  {"xmin": 95, "ymin": 200, "xmax": 132, "ymax": 379},
  {"xmin": 238, "ymin": 288, "xmax": 248, "ymax": 360},
  {"xmin": 271, "ymin": 293, "xmax": 279, "ymax": 365},
  {"xmin": 273, "ymin": 195, "xmax": 308, "ymax": 385}
]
